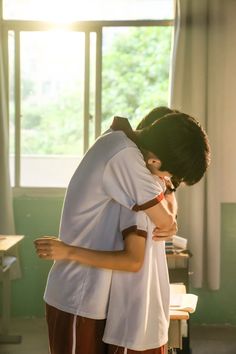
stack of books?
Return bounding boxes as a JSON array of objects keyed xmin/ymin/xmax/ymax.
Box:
[{"xmin": 165, "ymin": 235, "xmax": 188, "ymax": 255}]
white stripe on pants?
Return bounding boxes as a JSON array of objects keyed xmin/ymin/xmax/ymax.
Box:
[{"xmin": 72, "ymin": 315, "xmax": 77, "ymax": 354}]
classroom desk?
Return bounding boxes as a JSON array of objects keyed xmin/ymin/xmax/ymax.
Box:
[
  {"xmin": 0, "ymin": 235, "xmax": 24, "ymax": 344},
  {"xmin": 169, "ymin": 309, "xmax": 189, "ymax": 351},
  {"xmin": 168, "ymin": 284, "xmax": 191, "ymax": 352},
  {"xmin": 167, "ymin": 252, "xmax": 192, "ymax": 354}
]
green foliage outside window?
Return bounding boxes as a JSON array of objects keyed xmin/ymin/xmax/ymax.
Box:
[{"xmin": 102, "ymin": 26, "xmax": 172, "ymax": 131}]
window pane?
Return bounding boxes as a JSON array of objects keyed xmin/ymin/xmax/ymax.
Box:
[
  {"xmin": 20, "ymin": 31, "xmax": 85, "ymax": 187},
  {"xmin": 88, "ymin": 32, "xmax": 97, "ymax": 147},
  {"xmin": 3, "ymin": 0, "xmax": 174, "ymax": 21},
  {"xmin": 9, "ymin": 31, "xmax": 15, "ymax": 186},
  {"xmin": 102, "ymin": 26, "xmax": 172, "ymax": 132}
]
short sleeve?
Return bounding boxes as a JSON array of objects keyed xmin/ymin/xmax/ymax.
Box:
[
  {"xmin": 120, "ymin": 207, "xmax": 148, "ymax": 239},
  {"xmin": 103, "ymin": 147, "xmax": 164, "ymax": 210}
]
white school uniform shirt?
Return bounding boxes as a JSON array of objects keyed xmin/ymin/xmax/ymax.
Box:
[
  {"xmin": 103, "ymin": 206, "xmax": 170, "ymax": 351},
  {"xmin": 44, "ymin": 120, "xmax": 164, "ymax": 319}
]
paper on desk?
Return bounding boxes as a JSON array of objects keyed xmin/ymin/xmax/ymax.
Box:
[{"xmin": 170, "ymin": 293, "xmax": 198, "ymax": 313}]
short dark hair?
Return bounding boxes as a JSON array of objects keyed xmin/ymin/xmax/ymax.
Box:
[
  {"xmin": 136, "ymin": 106, "xmax": 179, "ymax": 130},
  {"xmin": 137, "ymin": 111, "xmax": 210, "ymax": 185}
]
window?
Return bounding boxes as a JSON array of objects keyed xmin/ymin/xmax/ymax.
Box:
[{"xmin": 2, "ymin": 0, "xmax": 174, "ymax": 189}]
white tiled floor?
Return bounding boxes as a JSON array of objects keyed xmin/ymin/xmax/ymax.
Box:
[{"xmin": 0, "ymin": 318, "xmax": 236, "ymax": 354}]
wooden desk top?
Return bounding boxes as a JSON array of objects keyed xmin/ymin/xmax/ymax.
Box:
[
  {"xmin": 170, "ymin": 310, "xmax": 189, "ymax": 320},
  {"xmin": 0, "ymin": 235, "xmax": 24, "ymax": 251},
  {"xmin": 166, "ymin": 252, "xmax": 190, "ymax": 259}
]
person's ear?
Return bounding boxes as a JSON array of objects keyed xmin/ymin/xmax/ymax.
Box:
[{"xmin": 146, "ymin": 157, "xmax": 162, "ymax": 170}]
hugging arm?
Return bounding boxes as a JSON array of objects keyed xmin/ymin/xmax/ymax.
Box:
[{"xmin": 34, "ymin": 233, "xmax": 146, "ymax": 273}]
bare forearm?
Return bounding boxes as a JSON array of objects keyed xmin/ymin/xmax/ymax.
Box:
[
  {"xmin": 145, "ymin": 200, "xmax": 176, "ymax": 231},
  {"xmin": 68, "ymin": 246, "xmax": 141, "ymax": 272},
  {"xmin": 34, "ymin": 235, "xmax": 145, "ymax": 272},
  {"xmin": 165, "ymin": 192, "xmax": 178, "ymax": 217},
  {"xmin": 164, "ymin": 177, "xmax": 178, "ymax": 217}
]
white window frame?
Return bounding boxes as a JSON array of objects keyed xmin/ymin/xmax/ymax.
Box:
[{"xmin": 2, "ymin": 17, "xmax": 173, "ymax": 197}]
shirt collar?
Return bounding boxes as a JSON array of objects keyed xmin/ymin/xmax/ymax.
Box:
[{"xmin": 110, "ymin": 116, "xmax": 138, "ymax": 144}]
